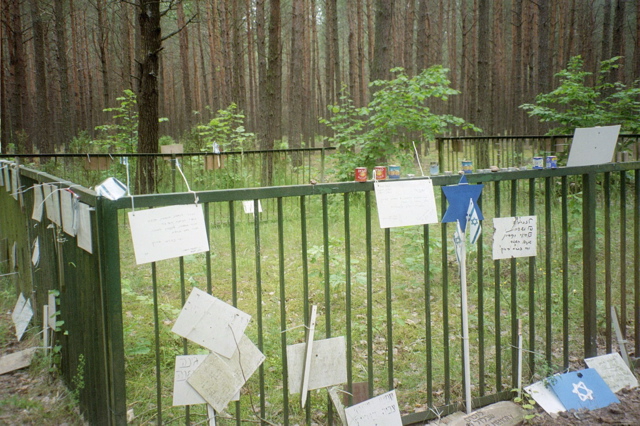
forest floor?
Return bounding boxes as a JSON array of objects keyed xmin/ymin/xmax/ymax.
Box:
[{"xmin": 0, "ymin": 287, "xmax": 85, "ymax": 425}]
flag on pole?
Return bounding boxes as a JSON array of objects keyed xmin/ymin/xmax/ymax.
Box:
[{"xmin": 466, "ymin": 199, "xmax": 481, "ymax": 244}]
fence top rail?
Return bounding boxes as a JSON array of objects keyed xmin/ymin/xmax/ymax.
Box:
[
  {"xmin": 109, "ymin": 160, "xmax": 640, "ymax": 209},
  {"xmin": 436, "ymin": 133, "xmax": 640, "ymax": 141},
  {"xmin": 0, "ymin": 147, "xmax": 336, "ymax": 159}
]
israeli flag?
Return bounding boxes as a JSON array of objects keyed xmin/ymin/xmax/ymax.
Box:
[{"xmin": 466, "ymin": 199, "xmax": 481, "ymax": 245}]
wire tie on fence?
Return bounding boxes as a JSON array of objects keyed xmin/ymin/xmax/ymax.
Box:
[
  {"xmin": 412, "ymin": 141, "xmax": 425, "ymax": 177},
  {"xmin": 280, "ymin": 324, "xmax": 308, "ymax": 334},
  {"xmin": 0, "ymin": 271, "xmax": 19, "ymax": 277},
  {"xmin": 175, "ymin": 159, "xmax": 199, "ymax": 205}
]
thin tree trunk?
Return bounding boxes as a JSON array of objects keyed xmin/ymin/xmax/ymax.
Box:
[
  {"xmin": 177, "ymin": 1, "xmax": 193, "ymax": 129},
  {"xmin": 54, "ymin": 0, "xmax": 73, "ymax": 147},
  {"xmin": 476, "ymin": 0, "xmax": 491, "ymax": 166}
]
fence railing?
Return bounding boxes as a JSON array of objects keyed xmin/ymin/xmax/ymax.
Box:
[
  {"xmin": 0, "ymin": 147, "xmax": 335, "ymax": 194},
  {"xmin": 2, "ymin": 157, "xmax": 639, "ymax": 425},
  {"xmin": 435, "ymin": 134, "xmax": 640, "ymax": 172}
]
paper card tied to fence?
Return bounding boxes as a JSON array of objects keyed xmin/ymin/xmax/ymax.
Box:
[{"xmin": 172, "ymin": 287, "xmax": 251, "ymax": 358}]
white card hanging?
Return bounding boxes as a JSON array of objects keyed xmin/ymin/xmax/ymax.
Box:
[
  {"xmin": 76, "ymin": 202, "xmax": 93, "ymax": 254},
  {"xmin": 32, "ymin": 184, "xmax": 44, "ymax": 222}
]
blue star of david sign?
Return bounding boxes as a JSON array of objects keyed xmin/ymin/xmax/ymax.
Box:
[{"xmin": 441, "ymin": 175, "xmax": 484, "ymax": 232}]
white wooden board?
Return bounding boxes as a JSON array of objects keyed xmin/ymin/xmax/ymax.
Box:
[{"xmin": 567, "ymin": 125, "xmax": 620, "ymax": 167}]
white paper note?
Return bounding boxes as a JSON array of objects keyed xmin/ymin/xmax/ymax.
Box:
[
  {"xmin": 172, "ymin": 287, "xmax": 251, "ymax": 358},
  {"xmin": 32, "ymin": 185, "xmax": 44, "ymax": 222},
  {"xmin": 492, "ymin": 216, "xmax": 537, "ymax": 260},
  {"xmin": 3, "ymin": 165, "xmax": 10, "ymax": 192},
  {"xmin": 172, "ymin": 355, "xmax": 208, "ymax": 406},
  {"xmin": 187, "ymin": 334, "xmax": 265, "ymax": 412},
  {"xmin": 128, "ymin": 204, "xmax": 210, "ymax": 264},
  {"xmin": 12, "ymin": 294, "xmax": 33, "ymax": 341},
  {"xmin": 374, "ymin": 179, "xmax": 439, "ymax": 228},
  {"xmin": 11, "ymin": 166, "xmax": 19, "ymax": 200},
  {"xmin": 60, "ymin": 190, "xmax": 77, "ymax": 236},
  {"xmin": 287, "ymin": 336, "xmax": 348, "ymax": 393},
  {"xmin": 48, "ymin": 291, "xmax": 57, "ymax": 330},
  {"xmin": 43, "ymin": 184, "xmax": 62, "ymax": 226},
  {"xmin": 524, "ymin": 380, "xmax": 565, "ymax": 415},
  {"xmin": 31, "ymin": 237, "xmax": 40, "ymax": 267},
  {"xmin": 585, "ymin": 353, "xmax": 639, "ymax": 393},
  {"xmin": 567, "ymin": 125, "xmax": 621, "ymax": 167},
  {"xmin": 345, "ymin": 390, "xmax": 402, "ymax": 426},
  {"xmin": 76, "ymin": 202, "xmax": 93, "ymax": 254},
  {"xmin": 242, "ymin": 200, "xmax": 263, "ymax": 214}
]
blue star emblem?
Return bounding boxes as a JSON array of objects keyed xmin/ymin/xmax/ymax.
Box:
[{"xmin": 442, "ymin": 175, "xmax": 484, "ymax": 232}]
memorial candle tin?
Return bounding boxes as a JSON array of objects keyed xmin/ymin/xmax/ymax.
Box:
[
  {"xmin": 388, "ymin": 165, "xmax": 400, "ymax": 179},
  {"xmin": 533, "ymin": 157, "xmax": 543, "ymax": 169},
  {"xmin": 355, "ymin": 167, "xmax": 368, "ymax": 182},
  {"xmin": 462, "ymin": 160, "xmax": 473, "ymax": 173},
  {"xmin": 546, "ymin": 155, "xmax": 558, "ymax": 169},
  {"xmin": 374, "ymin": 166, "xmax": 387, "ymax": 180}
]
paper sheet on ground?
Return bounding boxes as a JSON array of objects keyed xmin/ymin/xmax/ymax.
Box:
[
  {"xmin": 76, "ymin": 202, "xmax": 93, "ymax": 253},
  {"xmin": 567, "ymin": 125, "xmax": 620, "ymax": 167},
  {"xmin": 187, "ymin": 334, "xmax": 265, "ymax": 412},
  {"xmin": 128, "ymin": 204, "xmax": 210, "ymax": 264},
  {"xmin": 374, "ymin": 179, "xmax": 438, "ymax": 228},
  {"xmin": 172, "ymin": 287, "xmax": 251, "ymax": 358},
  {"xmin": 345, "ymin": 390, "xmax": 402, "ymax": 426},
  {"xmin": 287, "ymin": 336, "xmax": 347, "ymax": 393},
  {"xmin": 492, "ymin": 216, "xmax": 537, "ymax": 260},
  {"xmin": 32, "ymin": 185, "xmax": 44, "ymax": 222},
  {"xmin": 585, "ymin": 353, "xmax": 638, "ymax": 393},
  {"xmin": 525, "ymin": 380, "xmax": 565, "ymax": 415},
  {"xmin": 242, "ymin": 200, "xmax": 262, "ymax": 214}
]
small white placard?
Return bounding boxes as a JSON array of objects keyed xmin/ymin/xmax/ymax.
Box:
[
  {"xmin": 172, "ymin": 355, "xmax": 208, "ymax": 406},
  {"xmin": 128, "ymin": 204, "xmax": 210, "ymax": 265},
  {"xmin": 60, "ymin": 190, "xmax": 77, "ymax": 236},
  {"xmin": 32, "ymin": 185, "xmax": 44, "ymax": 222},
  {"xmin": 585, "ymin": 352, "xmax": 639, "ymax": 393},
  {"xmin": 3, "ymin": 165, "xmax": 10, "ymax": 192},
  {"xmin": 287, "ymin": 336, "xmax": 348, "ymax": 393},
  {"xmin": 172, "ymin": 287, "xmax": 251, "ymax": 358},
  {"xmin": 492, "ymin": 216, "xmax": 537, "ymax": 260},
  {"xmin": 76, "ymin": 202, "xmax": 93, "ymax": 254},
  {"xmin": 524, "ymin": 380, "xmax": 565, "ymax": 415},
  {"xmin": 31, "ymin": 237, "xmax": 40, "ymax": 267},
  {"xmin": 0, "ymin": 164, "xmax": 4, "ymax": 186},
  {"xmin": 567, "ymin": 125, "xmax": 621, "ymax": 167},
  {"xmin": 96, "ymin": 177, "xmax": 128, "ymax": 200},
  {"xmin": 345, "ymin": 390, "xmax": 402, "ymax": 426},
  {"xmin": 11, "ymin": 166, "xmax": 19, "ymax": 200},
  {"xmin": 43, "ymin": 184, "xmax": 62, "ymax": 226},
  {"xmin": 374, "ymin": 179, "xmax": 438, "ymax": 228},
  {"xmin": 187, "ymin": 334, "xmax": 265, "ymax": 412},
  {"xmin": 48, "ymin": 291, "xmax": 57, "ymax": 330},
  {"xmin": 242, "ymin": 200, "xmax": 262, "ymax": 214}
]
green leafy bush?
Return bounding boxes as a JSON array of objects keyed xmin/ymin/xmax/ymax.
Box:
[
  {"xmin": 321, "ymin": 67, "xmax": 479, "ymax": 181},
  {"xmin": 194, "ymin": 103, "xmax": 256, "ymax": 152},
  {"xmin": 520, "ymin": 56, "xmax": 640, "ymax": 135}
]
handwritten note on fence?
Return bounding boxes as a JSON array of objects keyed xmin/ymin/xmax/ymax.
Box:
[
  {"xmin": 374, "ymin": 180, "xmax": 438, "ymax": 228},
  {"xmin": 345, "ymin": 390, "xmax": 402, "ymax": 426},
  {"xmin": 585, "ymin": 353, "xmax": 638, "ymax": 393},
  {"xmin": 172, "ymin": 355, "xmax": 208, "ymax": 406},
  {"xmin": 492, "ymin": 216, "xmax": 537, "ymax": 260},
  {"xmin": 128, "ymin": 204, "xmax": 210, "ymax": 264}
]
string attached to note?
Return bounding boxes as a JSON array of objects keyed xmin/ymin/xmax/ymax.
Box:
[
  {"xmin": 175, "ymin": 159, "xmax": 199, "ymax": 205},
  {"xmin": 412, "ymin": 141, "xmax": 425, "ymax": 177}
]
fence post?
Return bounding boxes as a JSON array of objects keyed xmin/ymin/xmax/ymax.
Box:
[
  {"xmin": 96, "ymin": 197, "xmax": 127, "ymax": 425},
  {"xmin": 437, "ymin": 138, "xmax": 444, "ymax": 172},
  {"xmin": 582, "ymin": 172, "xmax": 597, "ymax": 357}
]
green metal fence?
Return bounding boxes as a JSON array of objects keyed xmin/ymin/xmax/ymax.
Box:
[{"xmin": 2, "ymin": 157, "xmax": 640, "ymax": 425}]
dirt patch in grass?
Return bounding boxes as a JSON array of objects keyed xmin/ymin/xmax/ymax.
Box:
[{"xmin": 0, "ymin": 296, "xmax": 85, "ymax": 425}]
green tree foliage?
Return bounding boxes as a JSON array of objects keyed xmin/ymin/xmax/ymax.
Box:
[
  {"xmin": 521, "ymin": 56, "xmax": 640, "ymax": 135},
  {"xmin": 194, "ymin": 103, "xmax": 256, "ymax": 152},
  {"xmin": 321, "ymin": 66, "xmax": 479, "ymax": 180},
  {"xmin": 94, "ymin": 89, "xmax": 139, "ymax": 152}
]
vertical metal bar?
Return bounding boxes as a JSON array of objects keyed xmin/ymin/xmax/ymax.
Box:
[
  {"xmin": 344, "ymin": 194, "xmax": 353, "ymax": 406},
  {"xmin": 300, "ymin": 196, "xmax": 311, "ymax": 424},
  {"xmin": 477, "ymin": 194, "xmax": 485, "ymax": 397},
  {"xmin": 322, "ymin": 193, "xmax": 333, "ymax": 424},
  {"xmin": 205, "ymin": 203, "xmax": 212, "ymax": 294},
  {"xmin": 229, "ymin": 201, "xmax": 241, "ymax": 426},
  {"xmin": 423, "ymin": 224, "xmax": 433, "ymax": 406},
  {"xmin": 95, "ymin": 197, "xmax": 126, "ymax": 425},
  {"xmin": 635, "ymin": 169, "xmax": 640, "ymax": 356},
  {"xmin": 529, "ymin": 178, "xmax": 537, "ymax": 377},
  {"xmin": 545, "ymin": 177, "xmax": 553, "ymax": 366},
  {"xmin": 151, "ymin": 262, "xmax": 162, "ymax": 425},
  {"xmin": 561, "ymin": 176, "xmax": 569, "ymax": 370},
  {"xmin": 277, "ymin": 198, "xmax": 290, "ymax": 424},
  {"xmin": 510, "ymin": 179, "xmax": 518, "ymax": 389},
  {"xmin": 253, "ymin": 199, "xmax": 266, "ymax": 420},
  {"xmin": 178, "ymin": 255, "xmax": 190, "ymax": 425},
  {"xmin": 583, "ymin": 173, "xmax": 597, "ymax": 357},
  {"xmin": 366, "ymin": 191, "xmax": 374, "ymax": 398},
  {"xmin": 440, "ymin": 191, "xmax": 450, "ymax": 404},
  {"xmin": 620, "ymin": 171, "xmax": 627, "ymax": 337},
  {"xmin": 604, "ymin": 173, "xmax": 612, "ymax": 353},
  {"xmin": 171, "ymin": 154, "xmax": 176, "ymax": 192},
  {"xmin": 493, "ymin": 181, "xmax": 501, "ymax": 391},
  {"xmin": 437, "ymin": 138, "xmax": 444, "ymax": 173},
  {"xmin": 321, "ymin": 148, "xmax": 326, "ymax": 183},
  {"xmin": 385, "ymin": 227, "xmax": 393, "ymax": 390}
]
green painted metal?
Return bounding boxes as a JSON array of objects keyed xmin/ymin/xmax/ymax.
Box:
[
  {"xmin": 583, "ymin": 173, "xmax": 598, "ymax": 357},
  {"xmin": 493, "ymin": 181, "xmax": 502, "ymax": 392},
  {"xmin": 561, "ymin": 176, "xmax": 570, "ymax": 370},
  {"xmin": 635, "ymin": 170, "xmax": 640, "ymax": 356},
  {"xmin": 510, "ymin": 180, "xmax": 518, "ymax": 390},
  {"xmin": 528, "ymin": 178, "xmax": 537, "ymax": 377},
  {"xmin": 366, "ymin": 190, "xmax": 374, "ymax": 399},
  {"xmin": 440, "ymin": 190, "xmax": 450, "ymax": 404},
  {"xmin": 620, "ymin": 171, "xmax": 628, "ymax": 337},
  {"xmin": 385, "ymin": 227, "xmax": 393, "ymax": 391},
  {"xmin": 604, "ymin": 173, "xmax": 612, "ymax": 353},
  {"xmin": 545, "ymin": 177, "xmax": 553, "ymax": 366},
  {"xmin": 277, "ymin": 198, "xmax": 290, "ymax": 424},
  {"xmin": 423, "ymin": 224, "xmax": 433, "ymax": 406},
  {"xmin": 344, "ymin": 194, "xmax": 354, "ymax": 407}
]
